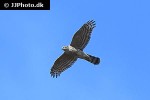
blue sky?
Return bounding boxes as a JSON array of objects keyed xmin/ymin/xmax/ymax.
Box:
[{"xmin": 0, "ymin": 0, "xmax": 150, "ymax": 100}]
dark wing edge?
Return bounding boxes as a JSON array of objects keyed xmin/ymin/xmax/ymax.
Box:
[
  {"xmin": 70, "ymin": 20, "xmax": 96, "ymax": 50},
  {"xmin": 50, "ymin": 53, "xmax": 77, "ymax": 78}
]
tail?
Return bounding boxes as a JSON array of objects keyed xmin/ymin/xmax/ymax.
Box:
[{"xmin": 85, "ymin": 54, "xmax": 100, "ymax": 65}]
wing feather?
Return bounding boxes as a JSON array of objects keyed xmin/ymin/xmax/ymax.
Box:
[
  {"xmin": 70, "ymin": 20, "xmax": 96, "ymax": 50},
  {"xmin": 50, "ymin": 53, "xmax": 77, "ymax": 78}
]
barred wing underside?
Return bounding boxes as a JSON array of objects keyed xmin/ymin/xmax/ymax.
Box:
[
  {"xmin": 70, "ymin": 20, "xmax": 96, "ymax": 50},
  {"xmin": 50, "ymin": 53, "xmax": 77, "ymax": 78}
]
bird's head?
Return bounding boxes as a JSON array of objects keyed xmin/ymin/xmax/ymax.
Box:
[{"xmin": 62, "ymin": 46, "xmax": 68, "ymax": 51}]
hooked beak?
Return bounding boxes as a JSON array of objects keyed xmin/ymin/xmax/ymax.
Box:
[{"xmin": 62, "ymin": 47, "xmax": 65, "ymax": 50}]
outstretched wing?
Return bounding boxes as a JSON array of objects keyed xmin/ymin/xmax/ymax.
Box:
[
  {"xmin": 50, "ymin": 53, "xmax": 77, "ymax": 78},
  {"xmin": 70, "ymin": 20, "xmax": 96, "ymax": 50}
]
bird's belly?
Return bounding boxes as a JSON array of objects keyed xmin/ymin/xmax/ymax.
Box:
[
  {"xmin": 65, "ymin": 51, "xmax": 77, "ymax": 56},
  {"xmin": 76, "ymin": 50, "xmax": 88, "ymax": 59}
]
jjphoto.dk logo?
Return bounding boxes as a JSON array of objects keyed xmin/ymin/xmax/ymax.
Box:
[
  {"xmin": 0, "ymin": 0, "xmax": 50, "ymax": 10},
  {"xmin": 5, "ymin": 2, "xmax": 44, "ymax": 8}
]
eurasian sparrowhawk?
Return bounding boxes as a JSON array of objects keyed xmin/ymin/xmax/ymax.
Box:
[{"xmin": 50, "ymin": 20, "xmax": 100, "ymax": 78}]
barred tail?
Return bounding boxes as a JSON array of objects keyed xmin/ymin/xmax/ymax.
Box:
[{"xmin": 86, "ymin": 54, "xmax": 100, "ymax": 65}]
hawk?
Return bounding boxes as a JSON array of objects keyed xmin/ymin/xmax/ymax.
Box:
[{"xmin": 50, "ymin": 20, "xmax": 100, "ymax": 78}]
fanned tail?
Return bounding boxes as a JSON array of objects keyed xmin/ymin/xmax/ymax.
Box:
[{"xmin": 86, "ymin": 54, "xmax": 100, "ymax": 65}]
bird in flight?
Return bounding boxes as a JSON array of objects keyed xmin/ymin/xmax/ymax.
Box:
[{"xmin": 50, "ymin": 20, "xmax": 100, "ymax": 78}]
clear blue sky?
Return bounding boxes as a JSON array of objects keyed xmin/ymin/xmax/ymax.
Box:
[{"xmin": 0, "ymin": 0, "xmax": 150, "ymax": 100}]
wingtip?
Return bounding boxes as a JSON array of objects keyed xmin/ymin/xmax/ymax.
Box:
[
  {"xmin": 86, "ymin": 20, "xmax": 96, "ymax": 29},
  {"xmin": 50, "ymin": 71, "xmax": 60, "ymax": 78}
]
